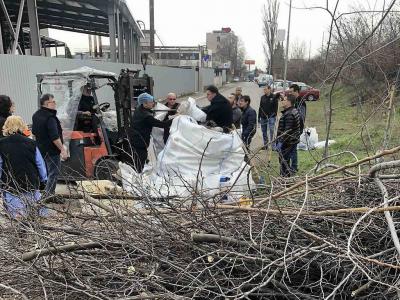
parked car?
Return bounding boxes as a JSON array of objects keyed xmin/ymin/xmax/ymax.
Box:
[
  {"xmin": 271, "ymin": 79, "xmax": 292, "ymax": 92},
  {"xmin": 233, "ymin": 76, "xmax": 240, "ymax": 82},
  {"xmin": 283, "ymin": 82, "xmax": 320, "ymax": 101}
]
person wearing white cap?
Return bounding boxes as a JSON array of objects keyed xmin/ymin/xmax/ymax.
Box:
[{"xmin": 127, "ymin": 92, "xmax": 172, "ymax": 173}]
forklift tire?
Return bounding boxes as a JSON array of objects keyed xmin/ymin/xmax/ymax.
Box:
[{"xmin": 94, "ymin": 158, "xmax": 119, "ymax": 181}]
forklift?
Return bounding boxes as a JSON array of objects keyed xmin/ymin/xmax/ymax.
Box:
[{"xmin": 36, "ymin": 67, "xmax": 154, "ymax": 180}]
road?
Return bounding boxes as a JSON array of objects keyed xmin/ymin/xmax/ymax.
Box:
[{"xmin": 190, "ymin": 81, "xmax": 266, "ymax": 150}]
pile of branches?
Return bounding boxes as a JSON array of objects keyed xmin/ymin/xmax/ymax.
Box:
[{"xmin": 1, "ymin": 149, "xmax": 400, "ymax": 299}]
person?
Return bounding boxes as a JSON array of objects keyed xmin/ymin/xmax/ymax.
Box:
[
  {"xmin": 238, "ymin": 95, "xmax": 257, "ymax": 149},
  {"xmin": 32, "ymin": 94, "xmax": 68, "ymax": 195},
  {"xmin": 0, "ymin": 95, "xmax": 13, "ymax": 137},
  {"xmin": 163, "ymin": 92, "xmax": 180, "ymax": 144},
  {"xmin": 258, "ymin": 86, "xmax": 278, "ymax": 149},
  {"xmin": 289, "ymin": 84, "xmax": 306, "ymax": 172},
  {"xmin": 276, "ymin": 94, "xmax": 301, "ymax": 177},
  {"xmin": 76, "ymin": 85, "xmax": 98, "ymax": 134},
  {"xmin": 228, "ymin": 93, "xmax": 242, "ymax": 129},
  {"xmin": 202, "ymin": 85, "xmax": 233, "ymax": 132},
  {"xmin": 289, "ymin": 84, "xmax": 306, "ymax": 130},
  {"xmin": 128, "ymin": 92, "xmax": 172, "ymax": 173},
  {"xmin": 235, "ymin": 86, "xmax": 243, "ymax": 103},
  {"xmin": 0, "ymin": 116, "xmax": 47, "ymax": 218}
]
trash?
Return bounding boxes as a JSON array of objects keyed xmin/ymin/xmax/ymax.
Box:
[
  {"xmin": 177, "ymin": 97, "xmax": 207, "ymax": 122},
  {"xmin": 120, "ymin": 115, "xmax": 255, "ymax": 199},
  {"xmin": 297, "ymin": 127, "xmax": 336, "ymax": 150},
  {"xmin": 298, "ymin": 127, "xmax": 318, "ymax": 150},
  {"xmin": 314, "ymin": 140, "xmax": 336, "ymax": 148}
]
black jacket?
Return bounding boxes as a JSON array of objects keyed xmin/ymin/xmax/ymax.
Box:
[
  {"xmin": 78, "ymin": 95, "xmax": 96, "ymax": 113},
  {"xmin": 259, "ymin": 93, "xmax": 278, "ymax": 119},
  {"xmin": 0, "ymin": 134, "xmax": 41, "ymax": 191},
  {"xmin": 241, "ymin": 105, "xmax": 257, "ymax": 144},
  {"xmin": 32, "ymin": 107, "xmax": 63, "ymax": 156},
  {"xmin": 202, "ymin": 93, "xmax": 233, "ymax": 130},
  {"xmin": 130, "ymin": 105, "xmax": 172, "ymax": 149},
  {"xmin": 232, "ymin": 106, "xmax": 242, "ymax": 129},
  {"xmin": 277, "ymin": 106, "xmax": 301, "ymax": 147}
]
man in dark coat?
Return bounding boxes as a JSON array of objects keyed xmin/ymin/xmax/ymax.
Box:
[
  {"xmin": 32, "ymin": 94, "xmax": 68, "ymax": 194},
  {"xmin": 276, "ymin": 94, "xmax": 301, "ymax": 177},
  {"xmin": 128, "ymin": 93, "xmax": 172, "ymax": 173},
  {"xmin": 238, "ymin": 95, "xmax": 257, "ymax": 149},
  {"xmin": 202, "ymin": 85, "xmax": 233, "ymax": 132},
  {"xmin": 258, "ymin": 86, "xmax": 278, "ymax": 149}
]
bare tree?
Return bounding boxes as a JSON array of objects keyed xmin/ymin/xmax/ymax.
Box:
[
  {"xmin": 262, "ymin": 0, "xmax": 280, "ymax": 75},
  {"xmin": 290, "ymin": 39, "xmax": 307, "ymax": 60},
  {"xmin": 236, "ymin": 37, "xmax": 247, "ymax": 76}
]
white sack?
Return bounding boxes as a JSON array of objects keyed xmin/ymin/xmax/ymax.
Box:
[
  {"xmin": 120, "ymin": 115, "xmax": 255, "ymax": 199},
  {"xmin": 151, "ymin": 102, "xmax": 169, "ymax": 159},
  {"xmin": 298, "ymin": 127, "xmax": 318, "ymax": 150},
  {"xmin": 178, "ymin": 97, "xmax": 207, "ymax": 122}
]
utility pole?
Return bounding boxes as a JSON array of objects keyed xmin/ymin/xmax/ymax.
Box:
[
  {"xmin": 149, "ymin": 0, "xmax": 155, "ymax": 53},
  {"xmin": 283, "ymin": 0, "xmax": 292, "ymax": 87}
]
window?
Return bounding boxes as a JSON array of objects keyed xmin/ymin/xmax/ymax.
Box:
[{"xmin": 217, "ymin": 36, "xmax": 220, "ymax": 42}]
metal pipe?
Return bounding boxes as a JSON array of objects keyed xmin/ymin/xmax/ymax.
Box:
[
  {"xmin": 0, "ymin": 20, "xmax": 4, "ymax": 54},
  {"xmin": 88, "ymin": 35, "xmax": 92, "ymax": 57},
  {"xmin": 149, "ymin": 0, "xmax": 154, "ymax": 53},
  {"xmin": 108, "ymin": 2, "xmax": 117, "ymax": 62},
  {"xmin": 98, "ymin": 36, "xmax": 103, "ymax": 58},
  {"xmin": 12, "ymin": 0, "xmax": 25, "ymax": 54},
  {"xmin": 27, "ymin": 0, "xmax": 41, "ymax": 56},
  {"xmin": 283, "ymin": 0, "xmax": 292, "ymax": 86},
  {"xmin": 0, "ymin": 0, "xmax": 23, "ymax": 54}
]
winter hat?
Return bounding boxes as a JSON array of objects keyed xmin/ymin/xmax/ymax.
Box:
[{"xmin": 137, "ymin": 92, "xmax": 154, "ymax": 105}]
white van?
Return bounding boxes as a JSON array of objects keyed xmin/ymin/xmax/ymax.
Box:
[{"xmin": 257, "ymin": 74, "xmax": 273, "ymax": 87}]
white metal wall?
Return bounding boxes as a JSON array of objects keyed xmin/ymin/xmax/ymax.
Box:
[{"xmin": 0, "ymin": 55, "xmax": 208, "ymax": 122}]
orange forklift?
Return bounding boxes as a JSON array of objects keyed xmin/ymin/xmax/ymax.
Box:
[{"xmin": 36, "ymin": 67, "xmax": 153, "ymax": 180}]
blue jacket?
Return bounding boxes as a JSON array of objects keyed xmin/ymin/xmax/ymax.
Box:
[{"xmin": 241, "ymin": 105, "xmax": 257, "ymax": 144}]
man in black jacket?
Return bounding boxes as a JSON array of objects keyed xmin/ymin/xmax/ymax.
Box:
[
  {"xmin": 258, "ymin": 86, "xmax": 278, "ymax": 149},
  {"xmin": 32, "ymin": 94, "xmax": 68, "ymax": 194},
  {"xmin": 238, "ymin": 95, "xmax": 257, "ymax": 149},
  {"xmin": 128, "ymin": 93, "xmax": 172, "ymax": 173},
  {"xmin": 276, "ymin": 94, "xmax": 301, "ymax": 177},
  {"xmin": 202, "ymin": 85, "xmax": 233, "ymax": 132}
]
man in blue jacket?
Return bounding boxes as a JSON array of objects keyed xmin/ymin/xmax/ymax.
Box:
[{"xmin": 238, "ymin": 95, "xmax": 257, "ymax": 149}]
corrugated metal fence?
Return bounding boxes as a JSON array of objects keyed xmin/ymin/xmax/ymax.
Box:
[{"xmin": 0, "ymin": 55, "xmax": 216, "ymax": 122}]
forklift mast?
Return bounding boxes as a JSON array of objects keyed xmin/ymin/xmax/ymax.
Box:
[{"xmin": 115, "ymin": 69, "xmax": 154, "ymax": 136}]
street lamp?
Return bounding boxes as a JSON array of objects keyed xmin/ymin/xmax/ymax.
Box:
[{"xmin": 283, "ymin": 0, "xmax": 292, "ymax": 87}]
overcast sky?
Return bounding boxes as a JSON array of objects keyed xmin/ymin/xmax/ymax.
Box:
[{"xmin": 49, "ymin": 0, "xmax": 389, "ymax": 69}]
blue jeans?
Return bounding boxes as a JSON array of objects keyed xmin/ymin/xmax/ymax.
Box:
[
  {"xmin": 45, "ymin": 154, "xmax": 61, "ymax": 194},
  {"xmin": 260, "ymin": 116, "xmax": 276, "ymax": 147},
  {"xmin": 279, "ymin": 144, "xmax": 297, "ymax": 177}
]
